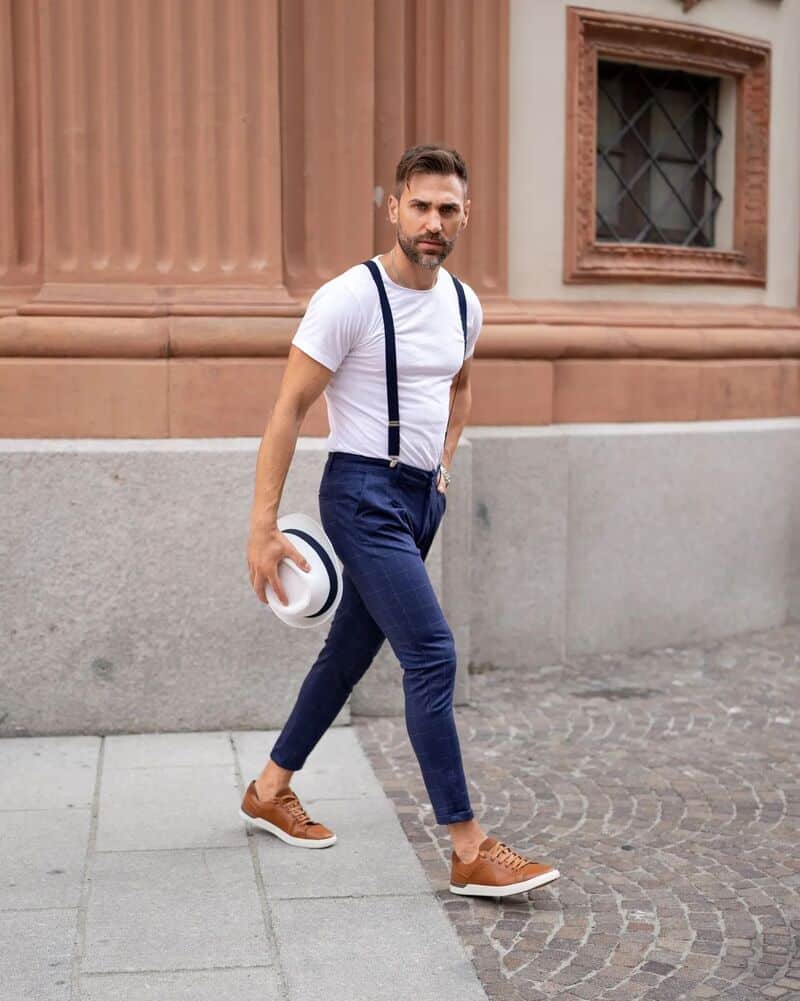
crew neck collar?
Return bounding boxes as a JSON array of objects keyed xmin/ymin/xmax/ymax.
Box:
[{"xmin": 373, "ymin": 255, "xmax": 441, "ymax": 293}]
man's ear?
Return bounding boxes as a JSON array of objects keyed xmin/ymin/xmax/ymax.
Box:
[
  {"xmin": 461, "ymin": 197, "xmax": 471, "ymax": 231},
  {"xmin": 387, "ymin": 192, "xmax": 399, "ymax": 225}
]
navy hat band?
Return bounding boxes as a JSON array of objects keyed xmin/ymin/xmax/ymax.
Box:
[{"xmin": 282, "ymin": 528, "xmax": 339, "ymax": 619}]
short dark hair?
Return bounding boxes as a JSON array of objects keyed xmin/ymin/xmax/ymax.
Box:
[{"xmin": 394, "ymin": 144, "xmax": 468, "ymax": 196}]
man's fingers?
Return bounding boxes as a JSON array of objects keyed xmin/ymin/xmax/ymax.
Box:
[
  {"xmin": 266, "ymin": 569, "xmax": 288, "ymax": 606},
  {"xmin": 251, "ymin": 542, "xmax": 311, "ymax": 609},
  {"xmin": 252, "ymin": 571, "xmax": 269, "ymax": 605},
  {"xmin": 286, "ymin": 545, "xmax": 312, "ymax": 572}
]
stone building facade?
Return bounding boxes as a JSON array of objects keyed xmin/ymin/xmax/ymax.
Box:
[
  {"xmin": 2, "ymin": 1, "xmax": 800, "ymax": 734},
  {"xmin": 2, "ymin": 0, "xmax": 798, "ymax": 434}
]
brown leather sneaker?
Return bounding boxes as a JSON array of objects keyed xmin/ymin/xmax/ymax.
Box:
[
  {"xmin": 239, "ymin": 780, "xmax": 337, "ymax": 848},
  {"xmin": 450, "ymin": 836, "xmax": 560, "ymax": 897}
]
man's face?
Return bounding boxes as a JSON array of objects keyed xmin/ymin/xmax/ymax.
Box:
[{"xmin": 388, "ymin": 172, "xmax": 470, "ymax": 270}]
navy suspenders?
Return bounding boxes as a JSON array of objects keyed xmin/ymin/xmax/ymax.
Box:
[
  {"xmin": 362, "ymin": 259, "xmax": 467, "ymax": 468},
  {"xmin": 363, "ymin": 260, "xmax": 401, "ymax": 464},
  {"xmin": 452, "ymin": 273, "xmax": 467, "ymax": 351}
]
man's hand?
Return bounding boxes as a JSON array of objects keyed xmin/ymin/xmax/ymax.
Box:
[
  {"xmin": 247, "ymin": 524, "xmax": 311, "ymax": 606},
  {"xmin": 436, "ymin": 468, "xmax": 449, "ymax": 494}
]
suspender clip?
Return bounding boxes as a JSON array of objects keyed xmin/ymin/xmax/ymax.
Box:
[{"xmin": 389, "ymin": 457, "xmax": 399, "ymax": 468}]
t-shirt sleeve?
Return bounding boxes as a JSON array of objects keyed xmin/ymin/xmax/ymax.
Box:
[
  {"xmin": 291, "ymin": 280, "xmax": 364, "ymax": 374},
  {"xmin": 464, "ymin": 286, "xmax": 483, "ymax": 360}
]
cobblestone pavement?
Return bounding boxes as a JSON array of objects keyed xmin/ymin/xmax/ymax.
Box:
[{"xmin": 354, "ymin": 624, "xmax": 800, "ymax": 1001}]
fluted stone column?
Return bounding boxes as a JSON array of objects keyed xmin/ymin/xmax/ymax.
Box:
[
  {"xmin": 0, "ymin": 0, "xmax": 41, "ymax": 315},
  {"xmin": 23, "ymin": 0, "xmax": 290, "ymax": 316},
  {"xmin": 373, "ymin": 0, "xmax": 509, "ymax": 299}
]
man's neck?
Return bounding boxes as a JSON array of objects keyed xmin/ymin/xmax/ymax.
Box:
[{"xmin": 380, "ymin": 246, "xmax": 439, "ymax": 291}]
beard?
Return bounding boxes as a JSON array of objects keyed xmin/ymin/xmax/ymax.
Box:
[{"xmin": 397, "ymin": 228, "xmax": 455, "ymax": 270}]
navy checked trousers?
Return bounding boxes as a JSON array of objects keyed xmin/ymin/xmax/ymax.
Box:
[{"xmin": 269, "ymin": 451, "xmax": 474, "ymax": 825}]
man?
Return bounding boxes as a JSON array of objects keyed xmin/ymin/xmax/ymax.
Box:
[{"xmin": 242, "ymin": 144, "xmax": 560, "ymax": 898}]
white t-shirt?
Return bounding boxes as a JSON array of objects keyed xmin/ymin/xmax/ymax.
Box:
[{"xmin": 291, "ymin": 256, "xmax": 483, "ymax": 471}]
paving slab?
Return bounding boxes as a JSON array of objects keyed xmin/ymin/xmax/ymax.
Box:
[
  {"xmin": 273, "ymin": 894, "xmax": 488, "ymax": 1001},
  {"xmin": 233, "ymin": 727, "xmax": 386, "ymax": 801},
  {"xmin": 0, "ymin": 908, "xmax": 76, "ymax": 1001},
  {"xmin": 0, "ymin": 736, "xmax": 99, "ymax": 809},
  {"xmin": 79, "ymin": 966, "xmax": 283, "ymax": 1001},
  {"xmin": 103, "ymin": 731, "xmax": 235, "ymax": 770},
  {"xmin": 1, "ymin": 807, "xmax": 90, "ymax": 908},
  {"xmin": 82, "ymin": 848, "xmax": 272, "ymax": 973},
  {"xmin": 96, "ymin": 764, "xmax": 246, "ymax": 851},
  {"xmin": 253, "ymin": 795, "xmax": 430, "ymax": 900}
]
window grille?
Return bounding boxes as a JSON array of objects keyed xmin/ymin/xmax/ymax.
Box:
[{"xmin": 596, "ymin": 61, "xmax": 722, "ymax": 247}]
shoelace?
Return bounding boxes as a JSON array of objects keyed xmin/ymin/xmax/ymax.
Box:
[
  {"xmin": 486, "ymin": 841, "xmax": 532, "ymax": 872},
  {"xmin": 278, "ymin": 791, "xmax": 314, "ymax": 826}
]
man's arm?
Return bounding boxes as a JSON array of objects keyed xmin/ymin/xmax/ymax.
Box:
[
  {"xmin": 247, "ymin": 345, "xmax": 333, "ymax": 606},
  {"xmin": 439, "ymin": 356, "xmax": 473, "ymax": 491}
]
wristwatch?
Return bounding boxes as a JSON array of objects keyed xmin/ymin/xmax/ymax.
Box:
[{"xmin": 439, "ymin": 464, "xmax": 452, "ymax": 487}]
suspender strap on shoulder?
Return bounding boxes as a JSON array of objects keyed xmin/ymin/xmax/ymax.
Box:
[
  {"xmin": 363, "ymin": 259, "xmax": 400, "ymax": 465},
  {"xmin": 438, "ymin": 273, "xmax": 469, "ymax": 472},
  {"xmin": 450, "ymin": 273, "xmax": 468, "ymax": 352}
]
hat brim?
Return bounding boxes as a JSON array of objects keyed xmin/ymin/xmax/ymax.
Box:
[{"xmin": 268, "ymin": 513, "xmax": 343, "ymax": 629}]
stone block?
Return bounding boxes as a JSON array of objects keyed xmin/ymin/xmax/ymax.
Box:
[
  {"xmin": 566, "ymin": 420, "xmax": 793, "ymax": 654},
  {"xmin": 272, "ymin": 895, "xmax": 488, "ymax": 1001},
  {"xmin": 0, "ymin": 909, "xmax": 75, "ymax": 1001},
  {"xmin": 0, "ymin": 736, "xmax": 99, "ymax": 808},
  {"xmin": 79, "ymin": 967, "xmax": 283, "ymax": 1001},
  {"xmin": 0, "ymin": 440, "xmax": 346, "ymax": 734},
  {"xmin": 83, "ymin": 848, "xmax": 271, "ymax": 973},
  {"xmin": 96, "ymin": 764, "xmax": 245, "ymax": 852},
  {"xmin": 254, "ymin": 796, "xmax": 430, "ymax": 900},
  {"xmin": 0, "ymin": 808, "xmax": 90, "ymax": 909},
  {"xmin": 468, "ymin": 428, "xmax": 568, "ymax": 669}
]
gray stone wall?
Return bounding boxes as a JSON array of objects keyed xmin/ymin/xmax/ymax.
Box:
[
  {"xmin": 468, "ymin": 421, "xmax": 799, "ymax": 664},
  {"xmin": 3, "ymin": 420, "xmax": 799, "ymax": 735}
]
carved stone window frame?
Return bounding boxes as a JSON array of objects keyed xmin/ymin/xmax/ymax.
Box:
[{"xmin": 564, "ymin": 7, "xmax": 771, "ymax": 285}]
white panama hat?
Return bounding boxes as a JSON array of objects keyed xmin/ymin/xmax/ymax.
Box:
[{"xmin": 265, "ymin": 513, "xmax": 343, "ymax": 629}]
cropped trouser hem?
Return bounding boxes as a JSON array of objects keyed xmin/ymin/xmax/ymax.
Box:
[
  {"xmin": 436, "ymin": 808, "xmax": 475, "ymax": 825},
  {"xmin": 268, "ymin": 749, "xmax": 305, "ymax": 772}
]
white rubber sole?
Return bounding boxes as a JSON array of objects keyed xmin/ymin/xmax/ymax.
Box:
[
  {"xmin": 238, "ymin": 808, "xmax": 337, "ymax": 848},
  {"xmin": 449, "ymin": 867, "xmax": 560, "ymax": 897}
]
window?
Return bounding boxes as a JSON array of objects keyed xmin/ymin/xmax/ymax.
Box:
[
  {"xmin": 596, "ymin": 62, "xmax": 722, "ymax": 248},
  {"xmin": 564, "ymin": 8, "xmax": 770, "ymax": 285}
]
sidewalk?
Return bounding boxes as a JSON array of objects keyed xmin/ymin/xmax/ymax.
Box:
[{"xmin": 1, "ymin": 727, "xmax": 488, "ymax": 1001}]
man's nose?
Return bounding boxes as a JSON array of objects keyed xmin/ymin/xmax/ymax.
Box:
[{"xmin": 426, "ymin": 213, "xmax": 443, "ymax": 233}]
